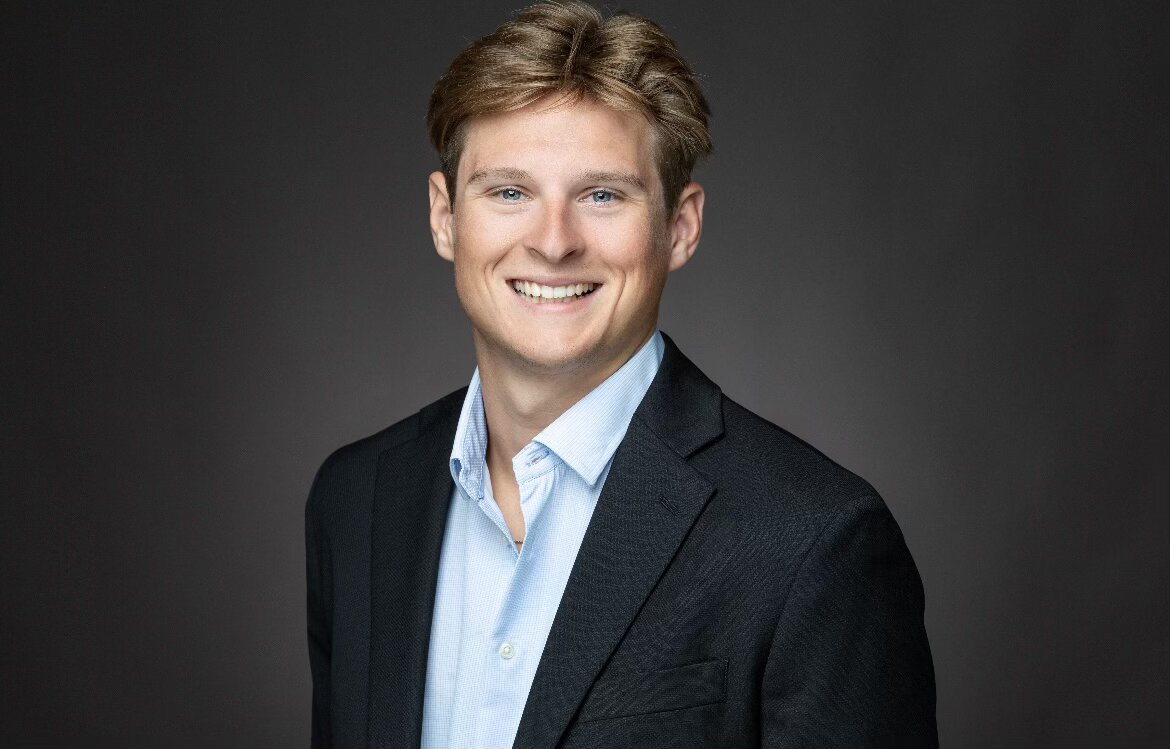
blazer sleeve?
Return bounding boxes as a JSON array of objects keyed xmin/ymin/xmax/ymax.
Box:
[
  {"xmin": 760, "ymin": 493, "xmax": 938, "ymax": 748},
  {"xmin": 305, "ymin": 470, "xmax": 333, "ymax": 749}
]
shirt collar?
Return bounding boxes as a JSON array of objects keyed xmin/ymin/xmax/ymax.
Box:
[
  {"xmin": 449, "ymin": 331, "xmax": 665, "ymax": 496},
  {"xmin": 533, "ymin": 332, "xmax": 664, "ymax": 485},
  {"xmin": 449, "ymin": 367, "xmax": 489, "ymax": 499}
]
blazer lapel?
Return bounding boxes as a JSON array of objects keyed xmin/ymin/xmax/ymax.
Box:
[
  {"xmin": 513, "ymin": 333, "xmax": 725, "ymax": 748},
  {"xmin": 366, "ymin": 393, "xmax": 462, "ymax": 748}
]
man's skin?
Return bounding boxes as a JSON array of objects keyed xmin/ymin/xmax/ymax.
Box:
[{"xmin": 426, "ymin": 94, "xmax": 705, "ymax": 546}]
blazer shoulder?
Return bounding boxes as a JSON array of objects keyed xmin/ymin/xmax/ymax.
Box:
[
  {"xmin": 711, "ymin": 394, "xmax": 880, "ymax": 515},
  {"xmin": 306, "ymin": 386, "xmax": 467, "ymax": 517}
]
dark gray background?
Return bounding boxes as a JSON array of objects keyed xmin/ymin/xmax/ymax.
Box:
[{"xmin": 3, "ymin": 1, "xmax": 1166, "ymax": 746}]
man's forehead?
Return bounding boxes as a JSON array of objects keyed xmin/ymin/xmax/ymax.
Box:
[{"xmin": 456, "ymin": 99, "xmax": 658, "ymax": 186}]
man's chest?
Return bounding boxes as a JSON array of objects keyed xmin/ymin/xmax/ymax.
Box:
[{"xmin": 421, "ymin": 460, "xmax": 607, "ymax": 747}]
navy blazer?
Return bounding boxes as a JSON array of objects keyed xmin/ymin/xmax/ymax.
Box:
[{"xmin": 305, "ymin": 333, "xmax": 937, "ymax": 748}]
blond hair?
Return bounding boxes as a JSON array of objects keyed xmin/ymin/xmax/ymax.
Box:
[{"xmin": 426, "ymin": 0, "xmax": 711, "ymax": 210}]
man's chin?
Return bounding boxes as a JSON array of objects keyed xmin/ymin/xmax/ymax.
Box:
[
  {"xmin": 508, "ymin": 345, "xmax": 599, "ymax": 376},
  {"xmin": 477, "ymin": 335, "xmax": 603, "ymax": 378}
]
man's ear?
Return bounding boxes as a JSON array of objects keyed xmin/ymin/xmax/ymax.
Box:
[
  {"xmin": 428, "ymin": 171, "xmax": 455, "ymax": 262},
  {"xmin": 667, "ymin": 181, "xmax": 705, "ymax": 272}
]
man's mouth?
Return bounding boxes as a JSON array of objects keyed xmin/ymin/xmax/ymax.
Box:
[{"xmin": 510, "ymin": 280, "xmax": 599, "ymax": 303}]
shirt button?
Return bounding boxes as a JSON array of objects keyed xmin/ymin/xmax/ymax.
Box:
[{"xmin": 498, "ymin": 642, "xmax": 516, "ymax": 660}]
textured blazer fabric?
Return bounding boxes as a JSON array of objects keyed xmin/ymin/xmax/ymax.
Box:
[{"xmin": 305, "ymin": 333, "xmax": 938, "ymax": 748}]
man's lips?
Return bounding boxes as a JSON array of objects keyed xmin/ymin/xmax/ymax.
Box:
[{"xmin": 508, "ymin": 279, "xmax": 601, "ymax": 302}]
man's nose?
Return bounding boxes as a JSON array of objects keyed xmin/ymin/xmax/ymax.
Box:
[{"xmin": 525, "ymin": 200, "xmax": 582, "ymax": 262}]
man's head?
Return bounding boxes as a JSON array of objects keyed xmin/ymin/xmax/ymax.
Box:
[
  {"xmin": 425, "ymin": 1, "xmax": 710, "ymax": 380},
  {"xmin": 426, "ymin": 0, "xmax": 711, "ymax": 213}
]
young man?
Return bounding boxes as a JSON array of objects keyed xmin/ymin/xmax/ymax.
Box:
[{"xmin": 305, "ymin": 2, "xmax": 937, "ymax": 747}]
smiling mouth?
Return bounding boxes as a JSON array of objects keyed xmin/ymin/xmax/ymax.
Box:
[{"xmin": 510, "ymin": 280, "xmax": 599, "ymax": 303}]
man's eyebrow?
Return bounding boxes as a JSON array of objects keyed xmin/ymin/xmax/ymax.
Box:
[
  {"xmin": 578, "ymin": 170, "xmax": 648, "ymax": 191},
  {"xmin": 465, "ymin": 167, "xmax": 649, "ymax": 192},
  {"xmin": 466, "ymin": 167, "xmax": 531, "ymax": 184}
]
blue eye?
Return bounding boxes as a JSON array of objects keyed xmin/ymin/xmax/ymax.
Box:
[
  {"xmin": 589, "ymin": 190, "xmax": 615, "ymax": 204},
  {"xmin": 498, "ymin": 188, "xmax": 524, "ymax": 201}
]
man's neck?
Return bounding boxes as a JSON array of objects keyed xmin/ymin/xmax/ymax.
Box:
[{"xmin": 474, "ymin": 333, "xmax": 652, "ymax": 471}]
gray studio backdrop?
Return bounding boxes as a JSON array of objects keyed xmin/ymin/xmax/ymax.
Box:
[{"xmin": 3, "ymin": 1, "xmax": 1166, "ymax": 747}]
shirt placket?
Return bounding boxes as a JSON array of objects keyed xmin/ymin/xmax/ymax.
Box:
[{"xmin": 470, "ymin": 443, "xmax": 556, "ymax": 748}]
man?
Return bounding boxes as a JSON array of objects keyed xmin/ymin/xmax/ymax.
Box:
[{"xmin": 305, "ymin": 1, "xmax": 937, "ymax": 747}]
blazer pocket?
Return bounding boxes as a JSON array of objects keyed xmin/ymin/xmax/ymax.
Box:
[{"xmin": 576, "ymin": 658, "xmax": 727, "ymax": 724}]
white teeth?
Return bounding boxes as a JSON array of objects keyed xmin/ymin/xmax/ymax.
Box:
[{"xmin": 511, "ymin": 280, "xmax": 597, "ymax": 301}]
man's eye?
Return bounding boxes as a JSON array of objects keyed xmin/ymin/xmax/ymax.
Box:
[
  {"xmin": 497, "ymin": 188, "xmax": 524, "ymax": 201},
  {"xmin": 589, "ymin": 190, "xmax": 616, "ymax": 204}
]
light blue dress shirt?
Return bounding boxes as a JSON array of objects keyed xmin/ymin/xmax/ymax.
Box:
[{"xmin": 420, "ymin": 331, "xmax": 665, "ymax": 749}]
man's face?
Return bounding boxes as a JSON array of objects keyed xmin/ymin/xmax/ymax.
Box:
[{"xmin": 428, "ymin": 96, "xmax": 703, "ymax": 379}]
